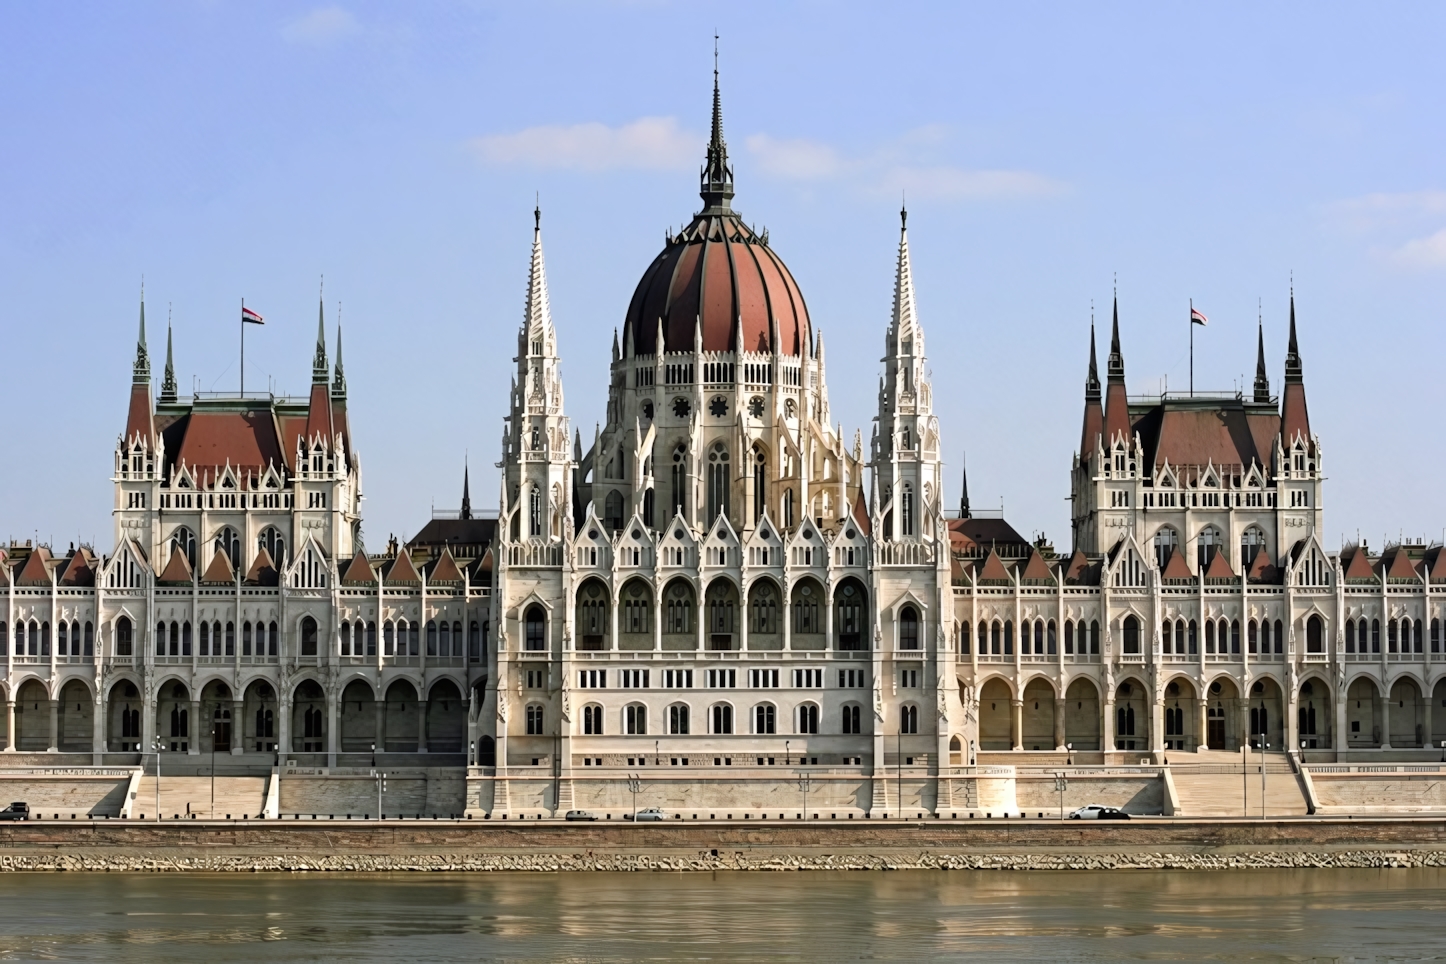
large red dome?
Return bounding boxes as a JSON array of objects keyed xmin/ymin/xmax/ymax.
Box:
[{"xmin": 623, "ymin": 213, "xmax": 811, "ymax": 357}]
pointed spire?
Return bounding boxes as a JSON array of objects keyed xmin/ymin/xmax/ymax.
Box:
[
  {"xmin": 160, "ymin": 309, "xmax": 178, "ymax": 403},
  {"xmin": 959, "ymin": 451, "xmax": 971, "ymax": 519},
  {"xmin": 1085, "ymin": 319, "xmax": 1100, "ymax": 399},
  {"xmin": 1107, "ymin": 295, "xmax": 1124, "ymax": 379},
  {"xmin": 1252, "ymin": 311, "xmax": 1271, "ymax": 403},
  {"xmin": 524, "ymin": 205, "xmax": 554, "ymax": 346},
  {"xmin": 331, "ymin": 317, "xmax": 347, "ymax": 399},
  {"xmin": 461, "ymin": 457, "xmax": 472, "ymax": 521},
  {"xmin": 1285, "ymin": 287, "xmax": 1302, "ymax": 380},
  {"xmin": 699, "ymin": 36, "xmax": 735, "ymax": 213},
  {"xmin": 133, "ymin": 285, "xmax": 150, "ymax": 384},
  {"xmin": 889, "ymin": 202, "xmax": 920, "ymax": 351},
  {"xmin": 1080, "ymin": 316, "xmax": 1104, "ymax": 459},
  {"xmin": 312, "ymin": 283, "xmax": 329, "ymax": 384}
]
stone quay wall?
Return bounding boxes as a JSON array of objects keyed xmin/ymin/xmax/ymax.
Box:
[{"xmin": 2, "ymin": 817, "xmax": 1446, "ymax": 871}]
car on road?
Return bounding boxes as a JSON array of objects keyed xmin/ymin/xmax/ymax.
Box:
[
  {"xmin": 564, "ymin": 810, "xmax": 598, "ymax": 821},
  {"xmin": 627, "ymin": 808, "xmax": 667, "ymax": 822},
  {"xmin": 0, "ymin": 802, "xmax": 29, "ymax": 821},
  {"xmin": 1067, "ymin": 804, "xmax": 1131, "ymax": 820}
]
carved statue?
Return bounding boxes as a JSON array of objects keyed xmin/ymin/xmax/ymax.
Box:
[{"xmin": 872, "ymin": 672, "xmax": 884, "ymax": 722}]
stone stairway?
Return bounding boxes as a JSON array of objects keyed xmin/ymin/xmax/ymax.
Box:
[
  {"xmin": 1170, "ymin": 751, "xmax": 1308, "ymax": 817},
  {"xmin": 131, "ymin": 776, "xmax": 268, "ymax": 819}
]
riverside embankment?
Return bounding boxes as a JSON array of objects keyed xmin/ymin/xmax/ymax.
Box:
[{"xmin": 4, "ymin": 816, "xmax": 1446, "ymax": 871}]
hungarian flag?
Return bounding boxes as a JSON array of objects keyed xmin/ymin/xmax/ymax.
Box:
[
  {"xmin": 1190, "ymin": 306, "xmax": 1208, "ymax": 326},
  {"xmin": 242, "ymin": 306, "xmax": 265, "ymax": 325}
]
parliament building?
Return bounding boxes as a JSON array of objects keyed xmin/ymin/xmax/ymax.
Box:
[{"xmin": 3, "ymin": 75, "xmax": 1444, "ymax": 818}]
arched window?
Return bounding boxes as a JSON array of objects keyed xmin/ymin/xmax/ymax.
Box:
[
  {"xmin": 782, "ymin": 487, "xmax": 795, "ymax": 529},
  {"xmin": 893, "ymin": 606, "xmax": 918, "ymax": 651},
  {"xmin": 754, "ymin": 703, "xmax": 776, "ymax": 734},
  {"xmin": 900, "ymin": 483, "xmax": 914, "ymax": 537},
  {"xmin": 1197, "ymin": 525, "xmax": 1223, "ymax": 568},
  {"xmin": 300, "ymin": 616, "xmax": 318, "ymax": 656},
  {"xmin": 1123, "ymin": 615, "xmax": 1140, "ymax": 654},
  {"xmin": 712, "ymin": 703, "xmax": 733, "ymax": 735},
  {"xmin": 214, "ymin": 526, "xmax": 241, "ymax": 571},
  {"xmin": 1231, "ymin": 619, "xmax": 1241, "ymax": 655},
  {"xmin": 529, "ymin": 486, "xmax": 544, "ymax": 536},
  {"xmin": 469, "ymin": 621, "xmax": 481, "ymax": 660},
  {"xmin": 1371, "ymin": 618, "xmax": 1381, "ymax": 654},
  {"xmin": 1153, "ymin": 526, "xmax": 1179, "ymax": 568},
  {"xmin": 182, "ymin": 621, "xmax": 192, "ymax": 656},
  {"xmin": 1047, "ymin": 620, "xmax": 1057, "ymax": 655},
  {"xmin": 901, "ymin": 704, "xmax": 918, "ymax": 734},
  {"xmin": 1205, "ymin": 620, "xmax": 1216, "ymax": 654},
  {"xmin": 707, "ymin": 442, "xmax": 731, "ymax": 523},
  {"xmin": 524, "ymin": 606, "xmax": 546, "ymax": 651},
  {"xmin": 339, "ymin": 621, "xmax": 351, "ymax": 656},
  {"xmin": 1250, "ymin": 619, "xmax": 1260, "ymax": 654},
  {"xmin": 1089, "ymin": 619, "xmax": 1100, "ymax": 655},
  {"xmin": 269, "ymin": 621, "xmax": 280, "ymax": 657},
  {"xmin": 525, "ymin": 704, "xmax": 544, "ymax": 735},
  {"xmin": 224, "ymin": 621, "xmax": 235, "ymax": 656},
  {"xmin": 255, "ymin": 527, "xmax": 285, "ymax": 567},
  {"xmin": 625, "ymin": 704, "xmax": 647, "ymax": 735},
  {"xmin": 1161, "ymin": 619, "xmax": 1174, "ymax": 654},
  {"xmin": 583, "ymin": 704, "xmax": 603, "ymax": 735},
  {"xmin": 426, "ymin": 620, "xmax": 438, "ymax": 656},
  {"xmin": 1274, "ymin": 619, "xmax": 1285, "ymax": 654},
  {"xmin": 383, "ymin": 621, "xmax": 395, "ymax": 656},
  {"xmin": 842, "ymin": 703, "xmax": 861, "ymax": 734},
  {"xmin": 1188, "ymin": 619, "xmax": 1198, "ymax": 654},
  {"xmin": 797, "ymin": 703, "xmax": 819, "ymax": 734},
  {"xmin": 116, "ymin": 616, "xmax": 133, "ymax": 657},
  {"xmin": 834, "ymin": 581, "xmax": 866, "ymax": 651},
  {"xmin": 669, "ymin": 704, "xmax": 689, "ymax": 735},
  {"xmin": 1004, "ymin": 620, "xmax": 1014, "ymax": 655},
  {"xmin": 752, "ymin": 447, "xmax": 766, "ymax": 523},
  {"xmin": 407, "ymin": 621, "xmax": 418, "ymax": 656},
  {"xmin": 670, "ymin": 444, "xmax": 688, "ymax": 517},
  {"xmin": 1432, "ymin": 618, "xmax": 1441, "ymax": 654},
  {"xmin": 1064, "ymin": 619, "xmax": 1075, "ymax": 654},
  {"xmin": 1306, "ymin": 614, "xmax": 1324, "ymax": 654},
  {"xmin": 642, "ymin": 487, "xmax": 655, "ymax": 529},
  {"xmin": 1240, "ymin": 526, "xmax": 1266, "ymax": 568},
  {"xmin": 171, "ymin": 526, "xmax": 198, "ymax": 570},
  {"xmin": 603, "ymin": 490, "xmax": 624, "ymax": 533}
]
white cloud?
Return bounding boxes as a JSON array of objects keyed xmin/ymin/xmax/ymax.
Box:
[
  {"xmin": 1325, "ymin": 190, "xmax": 1446, "ymax": 233},
  {"xmin": 471, "ymin": 117, "xmax": 698, "ymax": 172},
  {"xmin": 1393, "ymin": 228, "xmax": 1446, "ymax": 268},
  {"xmin": 877, "ymin": 166, "xmax": 1065, "ymax": 202},
  {"xmin": 745, "ymin": 135, "xmax": 844, "ymax": 180},
  {"xmin": 281, "ymin": 6, "xmax": 360, "ymax": 46},
  {"xmin": 743, "ymin": 128, "xmax": 1063, "ymax": 202}
]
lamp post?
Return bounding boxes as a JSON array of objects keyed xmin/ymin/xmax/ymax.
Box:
[
  {"xmin": 470, "ymin": 740, "xmax": 475, "ymax": 767},
  {"xmin": 372, "ymin": 768, "xmax": 386, "ymax": 820},
  {"xmin": 1261, "ymin": 741, "xmax": 1269, "ymax": 820},
  {"xmin": 785, "ymin": 740, "xmax": 790, "ymax": 766},
  {"xmin": 152, "ymin": 737, "xmax": 163, "ymax": 821},
  {"xmin": 798, "ymin": 771, "xmax": 812, "ymax": 819},
  {"xmin": 1054, "ymin": 771, "xmax": 1068, "ymax": 819},
  {"xmin": 1066, "ymin": 742, "xmax": 1073, "ymax": 767},
  {"xmin": 626, "ymin": 773, "xmax": 641, "ymax": 820},
  {"xmin": 210, "ymin": 720, "xmax": 216, "ymax": 819},
  {"xmin": 897, "ymin": 731, "xmax": 903, "ymax": 820}
]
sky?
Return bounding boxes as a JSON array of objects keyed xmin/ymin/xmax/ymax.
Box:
[{"xmin": 1, "ymin": 1, "xmax": 1443, "ymax": 555}]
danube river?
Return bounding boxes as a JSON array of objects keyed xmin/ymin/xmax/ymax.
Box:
[{"xmin": 0, "ymin": 869, "xmax": 1442, "ymax": 961}]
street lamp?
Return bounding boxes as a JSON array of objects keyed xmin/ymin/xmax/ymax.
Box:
[
  {"xmin": 372, "ymin": 768, "xmax": 386, "ymax": 820},
  {"xmin": 469, "ymin": 740, "xmax": 475, "ymax": 767},
  {"xmin": 626, "ymin": 773, "xmax": 641, "ymax": 820},
  {"xmin": 1261, "ymin": 741, "xmax": 1269, "ymax": 820},
  {"xmin": 152, "ymin": 737, "xmax": 163, "ymax": 821},
  {"xmin": 210, "ymin": 720, "xmax": 217, "ymax": 819},
  {"xmin": 798, "ymin": 771, "xmax": 812, "ymax": 818},
  {"xmin": 1066, "ymin": 742, "xmax": 1073, "ymax": 767},
  {"xmin": 785, "ymin": 740, "xmax": 791, "ymax": 766}
]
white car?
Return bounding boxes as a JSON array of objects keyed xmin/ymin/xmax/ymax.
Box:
[
  {"xmin": 1067, "ymin": 804, "xmax": 1131, "ymax": 820},
  {"xmin": 629, "ymin": 808, "xmax": 667, "ymax": 822}
]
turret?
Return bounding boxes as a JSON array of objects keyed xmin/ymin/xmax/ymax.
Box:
[
  {"xmin": 1281, "ymin": 290, "xmax": 1311, "ymax": 447},
  {"xmin": 1080, "ymin": 321, "xmax": 1103, "ymax": 459},
  {"xmin": 1102, "ymin": 296, "xmax": 1131, "ymax": 448},
  {"xmin": 160, "ymin": 314, "xmax": 178, "ymax": 404},
  {"xmin": 1252, "ymin": 317, "xmax": 1271, "ymax": 404}
]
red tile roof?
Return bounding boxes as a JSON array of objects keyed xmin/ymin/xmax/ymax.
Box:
[
  {"xmin": 1341, "ymin": 547, "xmax": 1375, "ymax": 581},
  {"xmin": 429, "ymin": 547, "xmax": 463, "ymax": 583},
  {"xmin": 1160, "ymin": 547, "xmax": 1194, "ymax": 581},
  {"xmin": 1246, "ymin": 547, "xmax": 1278, "ymax": 584},
  {"xmin": 1063, "ymin": 550, "xmax": 1095, "ymax": 584},
  {"xmin": 384, "ymin": 549, "xmax": 420, "ymax": 584},
  {"xmin": 245, "ymin": 545, "xmax": 278, "ymax": 586},
  {"xmin": 201, "ymin": 549, "xmax": 235, "ymax": 584},
  {"xmin": 175, "ymin": 411, "xmax": 287, "ymax": 478},
  {"xmin": 1203, "ymin": 549, "xmax": 1236, "ymax": 580},
  {"xmin": 851, "ymin": 492, "xmax": 871, "ymax": 536},
  {"xmin": 340, "ymin": 551, "xmax": 375, "ymax": 585},
  {"xmin": 58, "ymin": 548, "xmax": 95, "ymax": 587},
  {"xmin": 976, "ymin": 549, "xmax": 1012, "ymax": 584},
  {"xmin": 156, "ymin": 547, "xmax": 194, "ymax": 584},
  {"xmin": 1019, "ymin": 550, "xmax": 1053, "ymax": 582},
  {"xmin": 15, "ymin": 547, "xmax": 53, "ymax": 587},
  {"xmin": 124, "ymin": 384, "xmax": 155, "ymax": 447},
  {"xmin": 1383, "ymin": 548, "xmax": 1420, "ymax": 582}
]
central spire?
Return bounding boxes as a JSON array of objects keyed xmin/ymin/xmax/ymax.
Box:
[
  {"xmin": 160, "ymin": 311, "xmax": 178, "ymax": 403},
  {"xmin": 889, "ymin": 203, "xmax": 920, "ymax": 351},
  {"xmin": 312, "ymin": 282, "xmax": 329, "ymax": 384},
  {"xmin": 1253, "ymin": 314, "xmax": 1271, "ymax": 403},
  {"xmin": 524, "ymin": 205, "xmax": 555, "ymax": 348},
  {"xmin": 699, "ymin": 37, "xmax": 735, "ymax": 213},
  {"xmin": 133, "ymin": 287, "xmax": 150, "ymax": 385}
]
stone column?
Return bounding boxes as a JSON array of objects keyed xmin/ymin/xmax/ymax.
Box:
[
  {"xmin": 277, "ymin": 696, "xmax": 290, "ymax": 764},
  {"xmin": 231, "ymin": 699, "xmax": 245, "ymax": 755},
  {"xmin": 1103, "ymin": 698, "xmax": 1116, "ymax": 753},
  {"xmin": 92, "ymin": 693, "xmax": 105, "ymax": 764},
  {"xmin": 1239, "ymin": 702, "xmax": 1252, "ymax": 751},
  {"xmin": 47, "ymin": 699, "xmax": 59, "ymax": 752},
  {"xmin": 327, "ymin": 692, "xmax": 339, "ymax": 768},
  {"xmin": 3, "ymin": 700, "xmax": 13, "ymax": 751},
  {"xmin": 417, "ymin": 699, "xmax": 429, "ymax": 753},
  {"xmin": 1150, "ymin": 695, "xmax": 1165, "ymax": 755},
  {"xmin": 1334, "ymin": 690, "xmax": 1348, "ymax": 761},
  {"xmin": 1373, "ymin": 691, "xmax": 1386, "ymax": 748},
  {"xmin": 374, "ymin": 698, "xmax": 386, "ymax": 755},
  {"xmin": 1053, "ymin": 698, "xmax": 1066, "ymax": 751},
  {"xmin": 1421, "ymin": 698, "xmax": 1433, "ymax": 753},
  {"xmin": 189, "ymin": 699, "xmax": 201, "ymax": 755},
  {"xmin": 1286, "ymin": 685, "xmax": 1300, "ymax": 754},
  {"xmin": 1010, "ymin": 699, "xmax": 1023, "ymax": 751}
]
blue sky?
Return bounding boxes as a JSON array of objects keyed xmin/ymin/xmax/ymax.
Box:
[{"xmin": 2, "ymin": 2, "xmax": 1443, "ymax": 554}]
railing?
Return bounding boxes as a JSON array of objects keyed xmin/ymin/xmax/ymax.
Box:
[
  {"xmin": 508, "ymin": 542, "xmax": 563, "ymax": 568},
  {"xmin": 875, "ymin": 542, "xmax": 934, "ymax": 566}
]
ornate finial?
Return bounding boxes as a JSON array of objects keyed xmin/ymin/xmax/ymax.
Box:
[
  {"xmin": 332, "ymin": 306, "xmax": 346, "ymax": 399},
  {"xmin": 160, "ymin": 303, "xmax": 178, "ymax": 402},
  {"xmin": 700, "ymin": 36, "xmax": 735, "ymax": 212},
  {"xmin": 900, "ymin": 192, "xmax": 907, "ymax": 228},
  {"xmin": 133, "ymin": 280, "xmax": 150, "ymax": 384},
  {"xmin": 535, "ymin": 193, "xmax": 541, "ymax": 232}
]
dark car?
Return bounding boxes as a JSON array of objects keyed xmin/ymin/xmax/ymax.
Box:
[
  {"xmin": 0, "ymin": 802, "xmax": 29, "ymax": 821},
  {"xmin": 564, "ymin": 810, "xmax": 598, "ymax": 821}
]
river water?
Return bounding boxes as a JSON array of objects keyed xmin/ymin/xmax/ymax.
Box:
[{"xmin": 0, "ymin": 869, "xmax": 1442, "ymax": 961}]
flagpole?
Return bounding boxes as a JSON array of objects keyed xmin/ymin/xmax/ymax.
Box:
[
  {"xmin": 240, "ymin": 297, "xmax": 245, "ymax": 396},
  {"xmin": 1189, "ymin": 298, "xmax": 1194, "ymax": 398}
]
